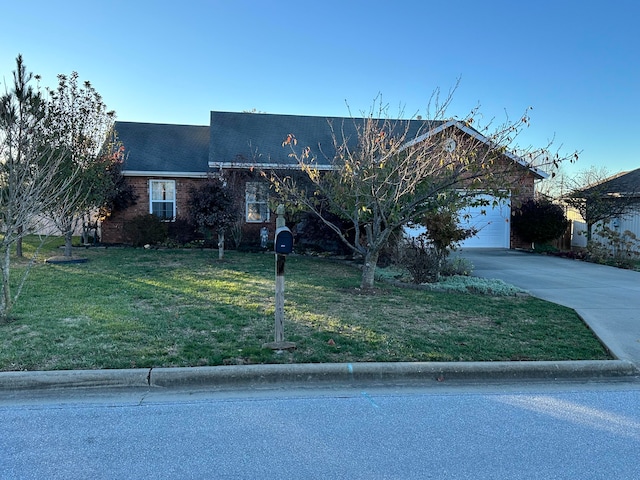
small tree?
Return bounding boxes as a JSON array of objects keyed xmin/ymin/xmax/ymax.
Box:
[
  {"xmin": 188, "ymin": 177, "xmax": 238, "ymax": 259},
  {"xmin": 269, "ymin": 95, "xmax": 575, "ymax": 289},
  {"xmin": 43, "ymin": 71, "xmax": 116, "ymax": 257},
  {"xmin": 406, "ymin": 202, "xmax": 477, "ymax": 282},
  {"xmin": 511, "ymin": 198, "xmax": 568, "ymax": 248},
  {"xmin": 0, "ymin": 56, "xmax": 76, "ymax": 320},
  {"xmin": 219, "ymin": 171, "xmax": 247, "ymax": 249}
]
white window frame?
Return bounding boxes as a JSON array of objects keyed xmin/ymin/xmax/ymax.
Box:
[
  {"xmin": 245, "ymin": 182, "xmax": 270, "ymax": 223},
  {"xmin": 149, "ymin": 179, "xmax": 176, "ymax": 221}
]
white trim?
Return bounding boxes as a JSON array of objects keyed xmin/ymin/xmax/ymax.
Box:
[
  {"xmin": 403, "ymin": 120, "xmax": 547, "ymax": 179},
  {"xmin": 149, "ymin": 179, "xmax": 177, "ymax": 220},
  {"xmin": 124, "ymin": 170, "xmax": 209, "ymax": 178},
  {"xmin": 208, "ymin": 162, "xmax": 335, "ymax": 171},
  {"xmin": 245, "ymin": 182, "xmax": 270, "ymax": 223},
  {"xmin": 208, "ymin": 120, "xmax": 546, "ymax": 179}
]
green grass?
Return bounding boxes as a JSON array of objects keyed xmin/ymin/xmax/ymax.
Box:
[{"xmin": 0, "ymin": 237, "xmax": 611, "ymax": 371}]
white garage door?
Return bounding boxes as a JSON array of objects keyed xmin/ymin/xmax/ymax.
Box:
[{"xmin": 458, "ymin": 194, "xmax": 511, "ymax": 248}]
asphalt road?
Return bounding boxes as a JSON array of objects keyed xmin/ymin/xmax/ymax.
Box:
[{"xmin": 2, "ymin": 381, "xmax": 640, "ymax": 479}]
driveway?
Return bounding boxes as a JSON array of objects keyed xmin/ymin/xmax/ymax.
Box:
[{"xmin": 458, "ymin": 249, "xmax": 640, "ymax": 366}]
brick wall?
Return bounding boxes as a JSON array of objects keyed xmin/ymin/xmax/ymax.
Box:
[
  {"xmin": 100, "ymin": 174, "xmax": 277, "ymax": 245},
  {"xmin": 101, "ymin": 166, "xmax": 538, "ymax": 248},
  {"xmin": 101, "ymin": 176, "xmax": 204, "ymax": 243}
]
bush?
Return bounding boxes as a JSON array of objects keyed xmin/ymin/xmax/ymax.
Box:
[
  {"xmin": 123, "ymin": 214, "xmax": 168, "ymax": 247},
  {"xmin": 167, "ymin": 218, "xmax": 199, "ymax": 246},
  {"xmin": 401, "ymin": 208, "xmax": 477, "ymax": 282},
  {"xmin": 441, "ymin": 257, "xmax": 474, "ymax": 277},
  {"xmin": 587, "ymin": 226, "xmax": 640, "ymax": 269},
  {"xmin": 295, "ymin": 211, "xmax": 354, "ymax": 255},
  {"xmin": 511, "ymin": 199, "xmax": 568, "ymax": 246},
  {"xmin": 400, "ymin": 235, "xmax": 443, "ymax": 283}
]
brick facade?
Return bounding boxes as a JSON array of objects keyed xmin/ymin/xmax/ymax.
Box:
[
  {"xmin": 101, "ymin": 176, "xmax": 206, "ymax": 243},
  {"xmin": 101, "ymin": 135, "xmax": 539, "ymax": 248},
  {"xmin": 100, "ymin": 174, "xmax": 279, "ymax": 245}
]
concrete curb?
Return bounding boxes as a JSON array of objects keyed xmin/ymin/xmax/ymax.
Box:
[
  {"xmin": 0, "ymin": 368, "xmax": 150, "ymax": 391},
  {"xmin": 1, "ymin": 360, "xmax": 637, "ymax": 392}
]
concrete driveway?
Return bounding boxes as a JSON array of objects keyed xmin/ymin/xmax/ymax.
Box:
[{"xmin": 458, "ymin": 249, "xmax": 640, "ymax": 366}]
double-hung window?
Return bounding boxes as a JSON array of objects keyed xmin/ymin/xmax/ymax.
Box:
[
  {"xmin": 245, "ymin": 182, "xmax": 269, "ymax": 222},
  {"xmin": 149, "ymin": 180, "xmax": 176, "ymax": 221}
]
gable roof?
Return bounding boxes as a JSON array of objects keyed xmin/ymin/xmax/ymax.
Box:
[
  {"xmin": 115, "ymin": 121, "xmax": 210, "ymax": 177},
  {"xmin": 581, "ymin": 167, "xmax": 640, "ymax": 197},
  {"xmin": 113, "ymin": 112, "xmax": 545, "ymax": 180},
  {"xmin": 208, "ymin": 111, "xmax": 441, "ymax": 170},
  {"xmin": 208, "ymin": 111, "xmax": 545, "ymax": 179}
]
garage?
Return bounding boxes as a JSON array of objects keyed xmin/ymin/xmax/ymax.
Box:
[
  {"xmin": 405, "ymin": 193, "xmax": 511, "ymax": 249},
  {"xmin": 457, "ymin": 194, "xmax": 511, "ymax": 248}
]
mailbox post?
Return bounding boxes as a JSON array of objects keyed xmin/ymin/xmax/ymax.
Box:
[{"xmin": 263, "ymin": 205, "xmax": 296, "ymax": 351}]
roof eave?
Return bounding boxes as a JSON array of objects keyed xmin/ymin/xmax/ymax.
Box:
[
  {"xmin": 209, "ymin": 162, "xmax": 336, "ymax": 171},
  {"xmin": 408, "ymin": 120, "xmax": 547, "ymax": 179},
  {"xmin": 122, "ymin": 170, "xmax": 210, "ymax": 178}
]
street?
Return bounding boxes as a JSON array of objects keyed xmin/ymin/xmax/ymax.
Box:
[{"xmin": 2, "ymin": 380, "xmax": 640, "ymax": 479}]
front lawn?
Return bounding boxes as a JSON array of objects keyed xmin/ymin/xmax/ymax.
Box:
[{"xmin": 0, "ymin": 239, "xmax": 611, "ymax": 371}]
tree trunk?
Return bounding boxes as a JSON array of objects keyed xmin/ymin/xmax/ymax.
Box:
[
  {"xmin": 218, "ymin": 231, "xmax": 225, "ymax": 260},
  {"xmin": 16, "ymin": 226, "xmax": 23, "ymax": 258},
  {"xmin": 64, "ymin": 230, "xmax": 73, "ymax": 257},
  {"xmin": 360, "ymin": 249, "xmax": 380, "ymax": 289},
  {"xmin": 1, "ymin": 246, "xmax": 12, "ymax": 321},
  {"xmin": 586, "ymin": 222, "xmax": 593, "ymax": 242}
]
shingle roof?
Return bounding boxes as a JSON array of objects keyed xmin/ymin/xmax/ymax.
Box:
[
  {"xmin": 115, "ymin": 121, "xmax": 210, "ymax": 174},
  {"xmin": 582, "ymin": 167, "xmax": 640, "ymax": 197},
  {"xmin": 114, "ymin": 112, "xmax": 543, "ymax": 179},
  {"xmin": 209, "ymin": 111, "xmax": 440, "ymax": 168}
]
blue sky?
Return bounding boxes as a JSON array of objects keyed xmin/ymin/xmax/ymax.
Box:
[{"xmin": 1, "ymin": 0, "xmax": 638, "ymax": 176}]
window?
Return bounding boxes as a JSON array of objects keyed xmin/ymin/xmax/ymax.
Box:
[
  {"xmin": 149, "ymin": 180, "xmax": 176, "ymax": 220},
  {"xmin": 245, "ymin": 182, "xmax": 269, "ymax": 222}
]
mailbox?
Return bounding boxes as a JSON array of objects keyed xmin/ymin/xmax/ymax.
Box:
[{"xmin": 274, "ymin": 226, "xmax": 294, "ymax": 254}]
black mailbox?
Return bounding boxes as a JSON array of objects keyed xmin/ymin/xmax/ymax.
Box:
[{"xmin": 274, "ymin": 226, "xmax": 294, "ymax": 254}]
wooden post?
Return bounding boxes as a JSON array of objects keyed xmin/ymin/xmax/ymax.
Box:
[
  {"xmin": 263, "ymin": 204, "xmax": 296, "ymax": 351},
  {"xmin": 274, "ymin": 253, "xmax": 286, "ymax": 342}
]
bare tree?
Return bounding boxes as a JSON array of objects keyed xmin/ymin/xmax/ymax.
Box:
[
  {"xmin": 564, "ymin": 166, "xmax": 639, "ymax": 241},
  {"xmin": 269, "ymin": 95, "xmax": 575, "ymax": 289},
  {"xmin": 0, "ymin": 56, "xmax": 76, "ymax": 320}
]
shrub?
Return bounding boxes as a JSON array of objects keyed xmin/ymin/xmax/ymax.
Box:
[
  {"xmin": 419, "ymin": 209, "xmax": 476, "ymax": 253},
  {"xmin": 511, "ymin": 198, "xmax": 568, "ymax": 247},
  {"xmin": 587, "ymin": 226, "xmax": 640, "ymax": 269},
  {"xmin": 532, "ymin": 243, "xmax": 559, "ymax": 254},
  {"xmin": 167, "ymin": 218, "xmax": 199, "ymax": 247},
  {"xmin": 441, "ymin": 257, "xmax": 474, "ymax": 277},
  {"xmin": 123, "ymin": 214, "xmax": 168, "ymax": 247},
  {"xmin": 295, "ymin": 211, "xmax": 354, "ymax": 255},
  {"xmin": 400, "ymin": 235, "xmax": 443, "ymax": 284},
  {"xmin": 402, "ymin": 208, "xmax": 477, "ymax": 282}
]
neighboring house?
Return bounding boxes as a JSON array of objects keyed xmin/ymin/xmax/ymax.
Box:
[
  {"xmin": 101, "ymin": 111, "xmax": 545, "ymax": 248},
  {"xmin": 569, "ymin": 167, "xmax": 640, "ymax": 249}
]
